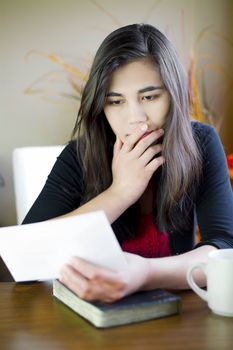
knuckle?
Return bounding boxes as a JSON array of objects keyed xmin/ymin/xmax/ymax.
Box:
[
  {"xmin": 91, "ymin": 271, "xmax": 101, "ymax": 281},
  {"xmin": 150, "ymin": 146, "xmax": 159, "ymax": 155},
  {"xmin": 156, "ymin": 129, "xmax": 164, "ymax": 137},
  {"xmin": 110, "ymin": 293, "xmax": 121, "ymax": 303},
  {"xmin": 79, "ymin": 286, "xmax": 91, "ymax": 300},
  {"xmin": 119, "ymin": 278, "xmax": 127, "ymax": 291},
  {"xmin": 154, "ymin": 156, "xmax": 165, "ymax": 167},
  {"xmin": 140, "ymin": 137, "xmax": 148, "ymax": 147},
  {"xmin": 110, "ymin": 288, "xmax": 125, "ymax": 302},
  {"xmin": 155, "ymin": 144, "xmax": 162, "ymax": 152},
  {"xmin": 124, "ymin": 138, "xmax": 134, "ymax": 149},
  {"xmin": 153, "ymin": 147, "xmax": 162, "ymax": 157},
  {"xmin": 116, "ymin": 287, "xmax": 126, "ymax": 300},
  {"xmin": 78, "ymin": 290, "xmax": 86, "ymax": 299},
  {"xmin": 152, "ymin": 157, "xmax": 160, "ymax": 166},
  {"xmin": 116, "ymin": 275, "xmax": 128, "ymax": 292},
  {"xmin": 146, "ymin": 156, "xmax": 164, "ymax": 173}
]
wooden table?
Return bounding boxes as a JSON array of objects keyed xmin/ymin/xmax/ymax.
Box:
[{"xmin": 0, "ymin": 282, "xmax": 233, "ymax": 350}]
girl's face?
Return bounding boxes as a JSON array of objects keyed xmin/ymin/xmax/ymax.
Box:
[{"xmin": 104, "ymin": 58, "xmax": 170, "ymax": 143}]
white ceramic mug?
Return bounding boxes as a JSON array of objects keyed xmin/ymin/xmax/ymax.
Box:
[{"xmin": 187, "ymin": 249, "xmax": 233, "ymax": 317}]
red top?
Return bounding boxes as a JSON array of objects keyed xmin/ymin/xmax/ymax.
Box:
[{"xmin": 121, "ymin": 213, "xmax": 171, "ymax": 258}]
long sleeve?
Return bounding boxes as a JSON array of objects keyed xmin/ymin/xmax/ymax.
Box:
[{"xmin": 195, "ymin": 124, "xmax": 233, "ymax": 249}]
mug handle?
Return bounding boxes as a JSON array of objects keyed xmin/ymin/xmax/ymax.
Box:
[{"xmin": 187, "ymin": 263, "xmax": 208, "ymax": 302}]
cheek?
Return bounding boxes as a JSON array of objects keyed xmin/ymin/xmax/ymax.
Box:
[
  {"xmin": 147, "ymin": 98, "xmax": 170, "ymax": 123},
  {"xmin": 104, "ymin": 111, "xmax": 116, "ymax": 131},
  {"xmin": 162, "ymin": 94, "xmax": 171, "ymax": 117},
  {"xmin": 104, "ymin": 110, "xmax": 123, "ymax": 139}
]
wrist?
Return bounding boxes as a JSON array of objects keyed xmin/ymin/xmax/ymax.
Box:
[
  {"xmin": 96, "ymin": 185, "xmax": 131, "ymax": 224},
  {"xmin": 121, "ymin": 254, "xmax": 152, "ymax": 296},
  {"xmin": 108, "ymin": 183, "xmax": 133, "ymax": 209},
  {"xmin": 140, "ymin": 257, "xmax": 154, "ymax": 291}
]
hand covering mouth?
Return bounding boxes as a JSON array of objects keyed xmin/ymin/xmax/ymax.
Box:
[
  {"xmin": 125, "ymin": 130, "xmax": 153, "ymax": 139},
  {"xmin": 139, "ymin": 131, "xmax": 153, "ymax": 141}
]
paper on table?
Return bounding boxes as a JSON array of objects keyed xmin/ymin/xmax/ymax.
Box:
[{"xmin": 0, "ymin": 211, "xmax": 128, "ymax": 282}]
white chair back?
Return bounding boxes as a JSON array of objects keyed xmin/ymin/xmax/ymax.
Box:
[{"xmin": 13, "ymin": 145, "xmax": 65, "ymax": 224}]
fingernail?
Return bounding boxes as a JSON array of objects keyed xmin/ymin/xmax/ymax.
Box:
[{"xmin": 140, "ymin": 124, "xmax": 148, "ymax": 132}]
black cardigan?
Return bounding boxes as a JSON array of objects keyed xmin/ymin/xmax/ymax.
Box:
[{"xmin": 23, "ymin": 122, "xmax": 233, "ymax": 255}]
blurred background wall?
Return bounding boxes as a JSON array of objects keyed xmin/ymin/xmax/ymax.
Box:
[{"xmin": 0, "ymin": 0, "xmax": 232, "ymax": 226}]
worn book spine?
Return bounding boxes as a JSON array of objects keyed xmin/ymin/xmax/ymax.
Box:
[{"xmin": 53, "ymin": 280, "xmax": 181, "ymax": 328}]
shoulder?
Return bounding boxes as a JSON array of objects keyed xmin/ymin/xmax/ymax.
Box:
[
  {"xmin": 57, "ymin": 140, "xmax": 80, "ymax": 168},
  {"xmin": 191, "ymin": 120, "xmax": 216, "ymax": 140},
  {"xmin": 191, "ymin": 121, "xmax": 223, "ymax": 158},
  {"xmin": 192, "ymin": 121, "xmax": 229, "ymax": 193},
  {"xmin": 49, "ymin": 139, "xmax": 83, "ymax": 182},
  {"xmin": 59, "ymin": 140, "xmax": 78, "ymax": 159}
]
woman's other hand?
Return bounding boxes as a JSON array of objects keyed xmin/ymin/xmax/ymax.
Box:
[{"xmin": 59, "ymin": 253, "xmax": 150, "ymax": 303}]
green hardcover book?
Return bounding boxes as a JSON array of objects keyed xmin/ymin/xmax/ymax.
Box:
[{"xmin": 53, "ymin": 280, "xmax": 181, "ymax": 328}]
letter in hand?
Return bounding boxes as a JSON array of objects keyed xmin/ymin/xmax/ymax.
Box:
[{"xmin": 59, "ymin": 253, "xmax": 150, "ymax": 303}]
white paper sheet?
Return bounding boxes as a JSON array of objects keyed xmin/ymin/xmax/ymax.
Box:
[{"xmin": 0, "ymin": 211, "xmax": 128, "ymax": 282}]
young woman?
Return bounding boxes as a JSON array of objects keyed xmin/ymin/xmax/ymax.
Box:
[{"xmin": 23, "ymin": 24, "xmax": 233, "ymax": 302}]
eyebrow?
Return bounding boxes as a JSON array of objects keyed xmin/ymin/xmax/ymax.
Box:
[{"xmin": 106, "ymin": 85, "xmax": 164, "ymax": 97}]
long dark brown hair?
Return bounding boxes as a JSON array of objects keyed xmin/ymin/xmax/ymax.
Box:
[{"xmin": 72, "ymin": 23, "xmax": 202, "ymax": 240}]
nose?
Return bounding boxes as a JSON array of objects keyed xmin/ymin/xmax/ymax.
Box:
[{"xmin": 128, "ymin": 101, "xmax": 148, "ymax": 125}]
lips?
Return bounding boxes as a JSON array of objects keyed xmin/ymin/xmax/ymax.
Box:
[
  {"xmin": 125, "ymin": 130, "xmax": 156, "ymax": 142},
  {"xmin": 139, "ymin": 131, "xmax": 153, "ymax": 141}
]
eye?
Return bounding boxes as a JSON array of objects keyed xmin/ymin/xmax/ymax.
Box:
[
  {"xmin": 106, "ymin": 99, "xmax": 124, "ymax": 106},
  {"xmin": 142, "ymin": 95, "xmax": 160, "ymax": 101}
]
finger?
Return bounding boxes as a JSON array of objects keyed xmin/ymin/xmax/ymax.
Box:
[
  {"xmin": 61, "ymin": 259, "xmax": 124, "ymax": 302},
  {"xmin": 59, "ymin": 263, "xmax": 89, "ymax": 298},
  {"xmin": 139, "ymin": 143, "xmax": 162, "ymax": 166},
  {"xmin": 146, "ymin": 155, "xmax": 165, "ymax": 173},
  {"xmin": 69, "ymin": 257, "xmax": 124, "ymax": 296},
  {"xmin": 133, "ymin": 129, "xmax": 164, "ymax": 158},
  {"xmin": 113, "ymin": 136, "xmax": 123, "ymax": 157},
  {"xmin": 122, "ymin": 124, "xmax": 149, "ymax": 153},
  {"xmin": 69, "ymin": 256, "xmax": 114, "ymax": 280}
]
